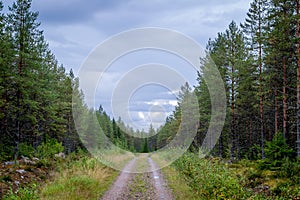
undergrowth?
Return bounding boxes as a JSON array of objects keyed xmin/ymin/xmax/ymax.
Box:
[
  {"xmin": 39, "ymin": 154, "xmax": 118, "ymax": 200},
  {"xmin": 173, "ymin": 153, "xmax": 248, "ymax": 199},
  {"xmin": 171, "ymin": 152, "xmax": 300, "ymax": 199}
]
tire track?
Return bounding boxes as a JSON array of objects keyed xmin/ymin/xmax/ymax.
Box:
[
  {"xmin": 148, "ymin": 157, "xmax": 173, "ymax": 200},
  {"xmin": 101, "ymin": 158, "xmax": 137, "ymax": 200},
  {"xmin": 101, "ymin": 156, "xmax": 173, "ymax": 200}
]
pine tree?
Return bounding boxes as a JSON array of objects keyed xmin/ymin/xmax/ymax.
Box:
[
  {"xmin": 216, "ymin": 21, "xmax": 248, "ymax": 160},
  {"xmin": 147, "ymin": 124, "xmax": 156, "ymax": 152},
  {"xmin": 194, "ymin": 71, "xmax": 213, "ymax": 153},
  {"xmin": 241, "ymin": 0, "xmax": 269, "ymax": 159},
  {"xmin": 0, "ymin": 0, "xmax": 14, "ymax": 156},
  {"xmin": 6, "ymin": 0, "xmax": 49, "ymax": 159},
  {"xmin": 206, "ymin": 36, "xmax": 230, "ymax": 158}
]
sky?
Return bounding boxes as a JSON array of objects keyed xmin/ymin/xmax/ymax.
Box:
[{"xmin": 3, "ymin": 0, "xmax": 251, "ymax": 131}]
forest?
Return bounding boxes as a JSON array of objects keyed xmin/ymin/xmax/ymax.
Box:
[{"xmin": 0, "ymin": 0, "xmax": 300, "ymax": 199}]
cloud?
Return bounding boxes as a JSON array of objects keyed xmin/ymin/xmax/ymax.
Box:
[
  {"xmin": 0, "ymin": 0, "xmax": 251, "ymax": 74},
  {"xmin": 32, "ymin": 0, "xmax": 122, "ymax": 25},
  {"xmin": 145, "ymin": 99, "xmax": 178, "ymax": 107},
  {"xmin": 138, "ymin": 112, "xmax": 145, "ymax": 120},
  {"xmin": 2, "ymin": 0, "xmax": 251, "ymax": 130}
]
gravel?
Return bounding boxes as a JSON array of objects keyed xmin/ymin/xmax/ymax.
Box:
[{"xmin": 101, "ymin": 156, "xmax": 173, "ymax": 200}]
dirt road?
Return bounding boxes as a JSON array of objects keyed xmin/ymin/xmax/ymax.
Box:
[{"xmin": 101, "ymin": 156, "xmax": 173, "ymax": 200}]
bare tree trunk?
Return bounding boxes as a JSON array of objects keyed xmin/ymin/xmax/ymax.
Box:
[
  {"xmin": 258, "ymin": 13, "xmax": 265, "ymax": 158},
  {"xmin": 230, "ymin": 65, "xmax": 235, "ymax": 161},
  {"xmin": 283, "ymin": 57, "xmax": 288, "ymax": 139},
  {"xmin": 275, "ymin": 87, "xmax": 279, "ymax": 134},
  {"xmin": 296, "ymin": 0, "xmax": 300, "ymax": 158},
  {"xmin": 250, "ymin": 118, "xmax": 253, "ymax": 146}
]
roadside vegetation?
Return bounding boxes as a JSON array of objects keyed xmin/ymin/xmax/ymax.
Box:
[
  {"xmin": 39, "ymin": 154, "xmax": 118, "ymax": 200},
  {"xmin": 163, "ymin": 134, "xmax": 300, "ymax": 200},
  {"xmin": 1, "ymin": 140, "xmax": 118, "ymax": 200}
]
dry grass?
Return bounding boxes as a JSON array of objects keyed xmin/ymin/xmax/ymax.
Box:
[
  {"xmin": 39, "ymin": 157, "xmax": 118, "ymax": 200},
  {"xmin": 96, "ymin": 149, "xmax": 135, "ymax": 170},
  {"xmin": 134, "ymin": 153, "xmax": 150, "ymax": 173}
]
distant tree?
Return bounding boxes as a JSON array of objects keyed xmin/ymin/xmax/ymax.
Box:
[{"xmin": 147, "ymin": 124, "xmax": 157, "ymax": 152}]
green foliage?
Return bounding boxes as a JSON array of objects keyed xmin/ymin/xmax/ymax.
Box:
[
  {"xmin": 18, "ymin": 143, "xmax": 35, "ymax": 158},
  {"xmin": 277, "ymin": 158, "xmax": 300, "ymax": 183},
  {"xmin": 174, "ymin": 153, "xmax": 248, "ymax": 199},
  {"xmin": 36, "ymin": 137, "xmax": 64, "ymax": 159},
  {"xmin": 0, "ymin": 175, "xmax": 12, "ymax": 182},
  {"xmin": 34, "ymin": 158, "xmax": 53, "ymax": 168},
  {"xmin": 258, "ymin": 132, "xmax": 295, "ymax": 170},
  {"xmin": 244, "ymin": 169, "xmax": 264, "ymax": 188},
  {"xmin": 265, "ymin": 133, "xmax": 294, "ymax": 161},
  {"xmin": 272, "ymin": 181, "xmax": 300, "ymax": 199},
  {"xmin": 40, "ymin": 156, "xmax": 118, "ymax": 200},
  {"xmin": 3, "ymin": 185, "xmax": 39, "ymax": 200},
  {"xmin": 0, "ymin": 144, "xmax": 13, "ymax": 162},
  {"xmin": 142, "ymin": 138, "xmax": 149, "ymax": 153}
]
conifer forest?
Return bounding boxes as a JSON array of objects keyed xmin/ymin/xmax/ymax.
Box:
[{"xmin": 0, "ymin": 0, "xmax": 300, "ymax": 199}]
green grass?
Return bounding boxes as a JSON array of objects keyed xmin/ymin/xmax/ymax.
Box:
[
  {"xmin": 3, "ymin": 185, "xmax": 39, "ymax": 200},
  {"xmin": 39, "ymin": 156, "xmax": 119, "ymax": 200},
  {"xmin": 173, "ymin": 153, "xmax": 248, "ymax": 200},
  {"xmin": 161, "ymin": 166, "xmax": 199, "ymax": 200},
  {"xmin": 166, "ymin": 153, "xmax": 300, "ymax": 199},
  {"xmin": 127, "ymin": 173, "xmax": 148, "ymax": 195}
]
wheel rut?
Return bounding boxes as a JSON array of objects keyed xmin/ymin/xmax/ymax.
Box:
[{"xmin": 101, "ymin": 155, "xmax": 173, "ymax": 200}]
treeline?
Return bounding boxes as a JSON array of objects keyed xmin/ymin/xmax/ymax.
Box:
[
  {"xmin": 157, "ymin": 0, "xmax": 300, "ymax": 160},
  {"xmin": 0, "ymin": 0, "xmax": 86, "ymax": 161},
  {"xmin": 96, "ymin": 105, "xmax": 157, "ymax": 153},
  {"xmin": 0, "ymin": 0, "xmax": 157, "ymax": 160},
  {"xmin": 1, "ymin": 0, "xmax": 300, "ymax": 162}
]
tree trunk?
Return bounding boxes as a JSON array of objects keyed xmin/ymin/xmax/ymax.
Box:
[
  {"xmin": 14, "ymin": 15, "xmax": 24, "ymax": 163},
  {"xmin": 230, "ymin": 65, "xmax": 235, "ymax": 161},
  {"xmin": 218, "ymin": 133, "xmax": 223, "ymax": 157},
  {"xmin": 258, "ymin": 14, "xmax": 265, "ymax": 159},
  {"xmin": 275, "ymin": 86, "xmax": 279, "ymax": 134},
  {"xmin": 283, "ymin": 57, "xmax": 288, "ymax": 139},
  {"xmin": 296, "ymin": 0, "xmax": 300, "ymax": 158},
  {"xmin": 250, "ymin": 118, "xmax": 253, "ymax": 147}
]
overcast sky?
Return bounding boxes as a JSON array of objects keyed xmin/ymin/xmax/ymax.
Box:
[{"xmin": 3, "ymin": 0, "xmax": 251, "ymax": 130}]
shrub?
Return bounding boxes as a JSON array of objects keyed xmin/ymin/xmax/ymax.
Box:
[
  {"xmin": 258, "ymin": 132, "xmax": 294, "ymax": 170},
  {"xmin": 0, "ymin": 144, "xmax": 13, "ymax": 162},
  {"xmin": 174, "ymin": 153, "xmax": 248, "ymax": 199},
  {"xmin": 278, "ymin": 158, "xmax": 300, "ymax": 183},
  {"xmin": 265, "ymin": 133, "xmax": 294, "ymax": 162},
  {"xmin": 244, "ymin": 169, "xmax": 263, "ymax": 188},
  {"xmin": 35, "ymin": 137, "xmax": 64, "ymax": 159},
  {"xmin": 18, "ymin": 143, "xmax": 35, "ymax": 158}
]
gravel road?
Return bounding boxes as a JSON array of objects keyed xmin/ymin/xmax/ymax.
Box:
[{"xmin": 101, "ymin": 156, "xmax": 173, "ymax": 200}]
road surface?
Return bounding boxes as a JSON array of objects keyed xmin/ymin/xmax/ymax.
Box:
[{"xmin": 101, "ymin": 155, "xmax": 173, "ymax": 200}]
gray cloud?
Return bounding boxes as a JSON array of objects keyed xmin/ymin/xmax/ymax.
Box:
[{"xmin": 2, "ymin": 0, "xmax": 250, "ymax": 130}]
